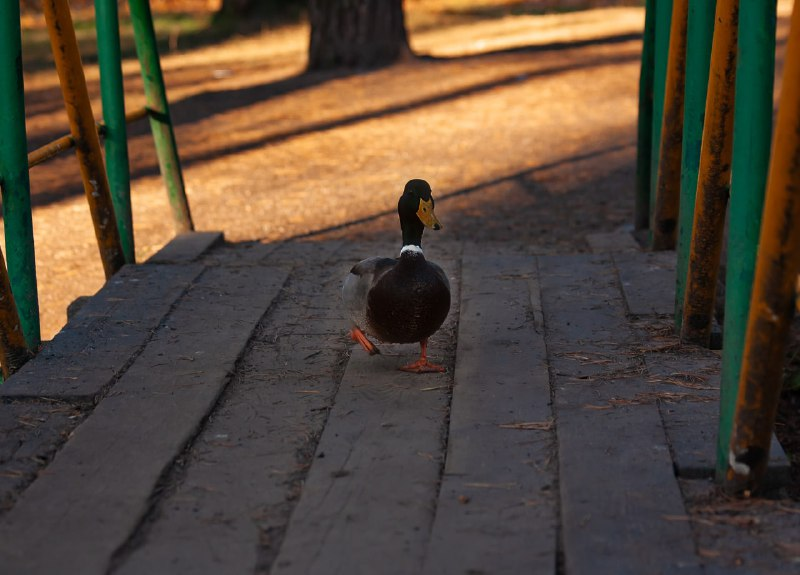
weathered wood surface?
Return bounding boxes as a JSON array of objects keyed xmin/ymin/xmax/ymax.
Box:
[
  {"xmin": 586, "ymin": 229, "xmax": 640, "ymax": 253},
  {"xmin": 146, "ymin": 231, "xmax": 223, "ymax": 263},
  {"xmin": 0, "ymin": 263, "xmax": 204, "ymax": 401},
  {"xmin": 270, "ymin": 259, "xmax": 459, "ymax": 575},
  {"xmin": 113, "ymin": 241, "xmax": 348, "ymax": 574},
  {"xmin": 3, "ymin": 237, "xmax": 798, "ymax": 574},
  {"xmin": 614, "ymin": 250, "xmax": 676, "ymax": 317},
  {"xmin": 0, "ymin": 263, "xmax": 290, "ymax": 575},
  {"xmin": 616, "ymin": 251, "xmax": 791, "ymax": 484},
  {"xmin": 422, "ymin": 252, "xmax": 556, "ymax": 575},
  {"xmin": 539, "ymin": 254, "xmax": 702, "ymax": 575}
]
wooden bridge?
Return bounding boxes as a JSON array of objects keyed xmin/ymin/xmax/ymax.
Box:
[{"xmin": 0, "ymin": 230, "xmax": 794, "ymax": 574}]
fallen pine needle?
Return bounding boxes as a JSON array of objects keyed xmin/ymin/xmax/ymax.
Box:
[
  {"xmin": 498, "ymin": 420, "xmax": 554, "ymax": 431},
  {"xmin": 464, "ymin": 482, "xmax": 517, "ymax": 489}
]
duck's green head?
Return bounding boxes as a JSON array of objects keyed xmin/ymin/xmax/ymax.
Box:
[{"xmin": 398, "ymin": 179, "xmax": 442, "ymax": 247}]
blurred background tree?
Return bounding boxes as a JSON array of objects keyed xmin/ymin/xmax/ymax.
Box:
[{"xmin": 307, "ymin": 0, "xmax": 410, "ymax": 69}]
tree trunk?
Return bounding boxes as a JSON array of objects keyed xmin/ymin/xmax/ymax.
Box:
[
  {"xmin": 307, "ymin": 0, "xmax": 410, "ymax": 70},
  {"xmin": 216, "ymin": 0, "xmax": 257, "ymax": 18}
]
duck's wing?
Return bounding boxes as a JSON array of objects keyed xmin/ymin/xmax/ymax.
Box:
[
  {"xmin": 342, "ymin": 257, "xmax": 397, "ymax": 327},
  {"xmin": 426, "ymin": 260, "xmax": 451, "ymax": 292}
]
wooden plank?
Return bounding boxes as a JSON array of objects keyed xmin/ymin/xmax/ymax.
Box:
[
  {"xmin": 0, "ymin": 263, "xmax": 290, "ymax": 575},
  {"xmin": 622, "ymin": 255, "xmax": 793, "ymax": 486},
  {"xmin": 112, "ymin": 241, "xmax": 348, "ymax": 574},
  {"xmin": 586, "ymin": 230, "xmax": 640, "ymax": 253},
  {"xmin": 146, "ymin": 231, "xmax": 223, "ymax": 263},
  {"xmin": 422, "ymin": 252, "xmax": 556, "ymax": 574},
  {"xmin": 538, "ymin": 254, "xmax": 703, "ymax": 575},
  {"xmin": 644, "ymin": 350, "xmax": 791, "ymax": 485},
  {"xmin": 614, "ymin": 251, "xmax": 677, "ymax": 316},
  {"xmin": 270, "ymin": 262, "xmax": 459, "ymax": 575},
  {"xmin": 0, "ymin": 263, "xmax": 204, "ymax": 401}
]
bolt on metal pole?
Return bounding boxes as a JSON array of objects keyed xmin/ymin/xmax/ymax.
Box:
[
  {"xmin": 95, "ymin": 0, "xmax": 135, "ymax": 264},
  {"xmin": 725, "ymin": 0, "xmax": 800, "ymax": 495},
  {"xmin": 681, "ymin": 0, "xmax": 739, "ymax": 347},
  {"xmin": 652, "ymin": 0, "xmax": 689, "ymax": 251},
  {"xmin": 716, "ymin": 0, "xmax": 776, "ymax": 482},
  {"xmin": 674, "ymin": 0, "xmax": 717, "ymax": 331},
  {"xmin": 42, "ymin": 0, "xmax": 126, "ymax": 279},
  {"xmin": 128, "ymin": 0, "xmax": 194, "ymax": 233},
  {"xmin": 0, "ymin": 0, "xmax": 41, "ymax": 349}
]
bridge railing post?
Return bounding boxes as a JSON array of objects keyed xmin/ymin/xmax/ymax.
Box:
[
  {"xmin": 725, "ymin": 0, "xmax": 800, "ymax": 494},
  {"xmin": 0, "ymin": 0, "xmax": 41, "ymax": 351},
  {"xmin": 42, "ymin": 0, "xmax": 126, "ymax": 279},
  {"xmin": 129, "ymin": 0, "xmax": 195, "ymax": 233},
  {"xmin": 716, "ymin": 0, "xmax": 776, "ymax": 482},
  {"xmin": 96, "ymin": 0, "xmax": 136, "ymax": 264}
]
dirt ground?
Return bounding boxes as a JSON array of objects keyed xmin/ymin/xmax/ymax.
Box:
[
  {"xmin": 5, "ymin": 0, "xmax": 800, "ymax": 502},
  {"xmin": 13, "ymin": 3, "xmax": 653, "ymax": 339}
]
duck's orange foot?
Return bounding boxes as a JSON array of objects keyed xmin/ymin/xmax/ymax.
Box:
[
  {"xmin": 399, "ymin": 339, "xmax": 444, "ymax": 373},
  {"xmin": 350, "ymin": 327, "xmax": 380, "ymax": 355},
  {"xmin": 398, "ymin": 359, "xmax": 446, "ymax": 373}
]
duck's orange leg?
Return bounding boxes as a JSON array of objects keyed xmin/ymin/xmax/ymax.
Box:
[
  {"xmin": 399, "ymin": 339, "xmax": 445, "ymax": 373},
  {"xmin": 350, "ymin": 327, "xmax": 380, "ymax": 355}
]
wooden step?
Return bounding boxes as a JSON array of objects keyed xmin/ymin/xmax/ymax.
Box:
[
  {"xmin": 422, "ymin": 250, "xmax": 556, "ymax": 575},
  {"xmin": 0, "ymin": 261, "xmax": 290, "ymax": 575},
  {"xmin": 538, "ymin": 253, "xmax": 702, "ymax": 575},
  {"xmin": 270, "ymin": 256, "xmax": 459, "ymax": 575},
  {"xmin": 113, "ymin": 240, "xmax": 348, "ymax": 574}
]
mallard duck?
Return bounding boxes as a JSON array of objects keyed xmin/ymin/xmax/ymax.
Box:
[{"xmin": 342, "ymin": 179, "xmax": 451, "ymax": 373}]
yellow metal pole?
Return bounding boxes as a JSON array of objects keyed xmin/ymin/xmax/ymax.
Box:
[
  {"xmin": 41, "ymin": 0, "xmax": 125, "ymax": 279},
  {"xmin": 681, "ymin": 0, "xmax": 739, "ymax": 346},
  {"xmin": 725, "ymin": 0, "xmax": 800, "ymax": 494},
  {"xmin": 652, "ymin": 0, "xmax": 689, "ymax": 251},
  {"xmin": 0, "ymin": 248, "xmax": 32, "ymax": 378},
  {"xmin": 28, "ymin": 107, "xmax": 150, "ymax": 169}
]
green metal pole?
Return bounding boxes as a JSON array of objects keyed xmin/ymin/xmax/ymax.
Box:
[
  {"xmin": 635, "ymin": 0, "xmax": 656, "ymax": 231},
  {"xmin": 0, "ymin": 1, "xmax": 41, "ymax": 349},
  {"xmin": 675, "ymin": 0, "xmax": 717, "ymax": 330},
  {"xmin": 716, "ymin": 0, "xmax": 776, "ymax": 481},
  {"xmin": 649, "ymin": 0, "xmax": 674, "ymax": 238},
  {"xmin": 95, "ymin": 0, "xmax": 135, "ymax": 264},
  {"xmin": 725, "ymin": 0, "xmax": 800, "ymax": 493},
  {"xmin": 128, "ymin": 0, "xmax": 194, "ymax": 233}
]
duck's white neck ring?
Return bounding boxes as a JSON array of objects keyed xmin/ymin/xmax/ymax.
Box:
[{"xmin": 400, "ymin": 245, "xmax": 424, "ymax": 256}]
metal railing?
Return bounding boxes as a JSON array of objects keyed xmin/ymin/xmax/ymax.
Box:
[
  {"xmin": 639, "ymin": 0, "xmax": 798, "ymax": 493},
  {"xmin": 0, "ymin": 0, "xmax": 193, "ymax": 376}
]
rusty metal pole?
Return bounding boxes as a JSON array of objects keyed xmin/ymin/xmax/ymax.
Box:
[
  {"xmin": 42, "ymin": 0, "xmax": 125, "ymax": 279},
  {"xmin": 725, "ymin": 0, "xmax": 800, "ymax": 495},
  {"xmin": 680, "ymin": 0, "xmax": 739, "ymax": 346},
  {"xmin": 0, "ymin": 248, "xmax": 32, "ymax": 378},
  {"xmin": 652, "ymin": 0, "xmax": 689, "ymax": 251},
  {"xmin": 674, "ymin": 0, "xmax": 717, "ymax": 330}
]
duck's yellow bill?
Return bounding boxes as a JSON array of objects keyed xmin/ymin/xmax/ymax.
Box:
[{"xmin": 417, "ymin": 198, "xmax": 442, "ymax": 230}]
